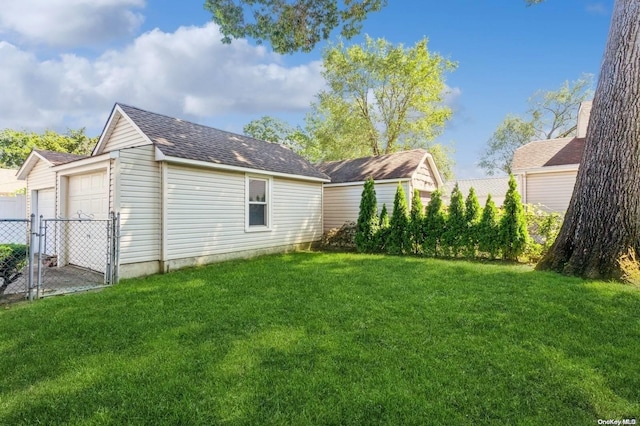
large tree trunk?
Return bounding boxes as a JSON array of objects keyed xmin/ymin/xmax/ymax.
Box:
[{"xmin": 537, "ymin": 0, "xmax": 640, "ymax": 279}]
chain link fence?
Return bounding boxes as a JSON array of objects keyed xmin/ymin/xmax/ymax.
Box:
[{"xmin": 0, "ymin": 217, "xmax": 34, "ymax": 303}]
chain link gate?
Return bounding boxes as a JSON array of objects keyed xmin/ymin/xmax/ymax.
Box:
[{"xmin": 35, "ymin": 212, "xmax": 120, "ymax": 298}]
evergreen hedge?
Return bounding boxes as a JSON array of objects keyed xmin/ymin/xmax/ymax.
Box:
[
  {"xmin": 499, "ymin": 175, "xmax": 529, "ymax": 261},
  {"xmin": 355, "ymin": 177, "xmax": 379, "ymax": 253},
  {"xmin": 443, "ymin": 183, "xmax": 466, "ymax": 257},
  {"xmin": 387, "ymin": 183, "xmax": 411, "ymax": 255},
  {"xmin": 478, "ymin": 194, "xmax": 501, "ymax": 259},
  {"xmin": 409, "ymin": 189, "xmax": 425, "ymax": 254},
  {"xmin": 423, "ymin": 190, "xmax": 446, "ymax": 257}
]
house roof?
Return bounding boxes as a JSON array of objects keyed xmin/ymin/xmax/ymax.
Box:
[
  {"xmin": 16, "ymin": 149, "xmax": 88, "ymax": 180},
  {"xmin": 512, "ymin": 137, "xmax": 585, "ymax": 171},
  {"xmin": 442, "ymin": 176, "xmax": 510, "ymax": 200},
  {"xmin": 115, "ymin": 104, "xmax": 329, "ymax": 181},
  {"xmin": 317, "ymin": 149, "xmax": 435, "ymax": 184}
]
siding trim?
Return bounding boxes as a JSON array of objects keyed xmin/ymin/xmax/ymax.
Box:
[{"xmin": 245, "ymin": 174, "xmax": 273, "ymax": 233}]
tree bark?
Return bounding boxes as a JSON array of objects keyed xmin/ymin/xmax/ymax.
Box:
[{"xmin": 537, "ymin": 0, "xmax": 640, "ymax": 279}]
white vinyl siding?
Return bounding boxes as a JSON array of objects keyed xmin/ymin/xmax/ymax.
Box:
[
  {"xmin": 525, "ymin": 171, "xmax": 577, "ymax": 213},
  {"xmin": 323, "ymin": 181, "xmax": 410, "ymax": 231},
  {"xmin": 102, "ymin": 115, "xmax": 149, "ymax": 153},
  {"xmin": 26, "ymin": 159, "xmax": 56, "ymax": 218},
  {"xmin": 165, "ymin": 165, "xmax": 322, "ymax": 260},
  {"xmin": 117, "ymin": 145, "xmax": 161, "ymax": 264}
]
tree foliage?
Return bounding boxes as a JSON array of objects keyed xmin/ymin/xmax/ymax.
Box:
[
  {"xmin": 204, "ymin": 0, "xmax": 387, "ymax": 53},
  {"xmin": 243, "ymin": 116, "xmax": 312, "ymax": 156},
  {"xmin": 443, "ymin": 183, "xmax": 466, "ymax": 257},
  {"xmin": 409, "ymin": 189, "xmax": 424, "ymax": 254},
  {"xmin": 464, "ymin": 188, "xmax": 482, "ymax": 258},
  {"xmin": 376, "ymin": 203, "xmax": 390, "ymax": 251},
  {"xmin": 306, "ymin": 36, "xmax": 456, "ymax": 178},
  {"xmin": 479, "ymin": 75, "xmax": 593, "ymax": 175},
  {"xmin": 0, "ymin": 128, "xmax": 96, "ymax": 169},
  {"xmin": 477, "ymin": 194, "xmax": 501, "ymax": 259},
  {"xmin": 499, "ymin": 175, "xmax": 529, "ymax": 261},
  {"xmin": 422, "ymin": 190, "xmax": 446, "ymax": 257},
  {"xmin": 386, "ymin": 183, "xmax": 410, "ymax": 255},
  {"xmin": 355, "ymin": 177, "xmax": 379, "ymax": 252}
]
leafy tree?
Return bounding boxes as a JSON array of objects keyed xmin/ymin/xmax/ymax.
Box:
[
  {"xmin": 305, "ymin": 36, "xmax": 456, "ymax": 178},
  {"xmin": 386, "ymin": 183, "xmax": 410, "ymax": 255},
  {"xmin": 464, "ymin": 188, "xmax": 482, "ymax": 258},
  {"xmin": 376, "ymin": 203, "xmax": 390, "ymax": 252},
  {"xmin": 537, "ymin": 0, "xmax": 640, "ymax": 279},
  {"xmin": 409, "ymin": 189, "xmax": 425, "ymax": 254},
  {"xmin": 355, "ymin": 177, "xmax": 379, "ymax": 252},
  {"xmin": 422, "ymin": 190, "xmax": 446, "ymax": 257},
  {"xmin": 204, "ymin": 0, "xmax": 387, "ymax": 53},
  {"xmin": 479, "ymin": 75, "xmax": 593, "ymax": 175},
  {"xmin": 499, "ymin": 175, "xmax": 529, "ymax": 261},
  {"xmin": 243, "ymin": 116, "xmax": 312, "ymax": 155},
  {"xmin": 478, "ymin": 194, "xmax": 501, "ymax": 259},
  {"xmin": 0, "ymin": 128, "xmax": 96, "ymax": 168},
  {"xmin": 443, "ymin": 183, "xmax": 466, "ymax": 257}
]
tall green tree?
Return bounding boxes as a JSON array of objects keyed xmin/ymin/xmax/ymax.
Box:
[
  {"xmin": 204, "ymin": 0, "xmax": 387, "ymax": 53},
  {"xmin": 478, "ymin": 194, "xmax": 501, "ymax": 259},
  {"xmin": 538, "ymin": 0, "xmax": 640, "ymax": 279},
  {"xmin": 479, "ymin": 75, "xmax": 593, "ymax": 175},
  {"xmin": 355, "ymin": 177, "xmax": 379, "ymax": 252},
  {"xmin": 499, "ymin": 175, "xmax": 529, "ymax": 261},
  {"xmin": 409, "ymin": 189, "xmax": 425, "ymax": 254},
  {"xmin": 0, "ymin": 128, "xmax": 96, "ymax": 168},
  {"xmin": 376, "ymin": 203, "xmax": 390, "ymax": 252},
  {"xmin": 422, "ymin": 190, "xmax": 446, "ymax": 257},
  {"xmin": 386, "ymin": 183, "xmax": 410, "ymax": 255},
  {"xmin": 443, "ymin": 183, "xmax": 466, "ymax": 257},
  {"xmin": 464, "ymin": 188, "xmax": 482, "ymax": 258},
  {"xmin": 306, "ymin": 36, "xmax": 456, "ymax": 178}
]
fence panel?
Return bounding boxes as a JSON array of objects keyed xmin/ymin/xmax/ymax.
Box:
[{"xmin": 0, "ymin": 218, "xmax": 31, "ymax": 303}]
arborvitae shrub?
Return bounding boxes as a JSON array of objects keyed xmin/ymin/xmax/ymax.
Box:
[
  {"xmin": 376, "ymin": 203, "xmax": 390, "ymax": 252},
  {"xmin": 443, "ymin": 183, "xmax": 466, "ymax": 257},
  {"xmin": 478, "ymin": 194, "xmax": 500, "ymax": 259},
  {"xmin": 409, "ymin": 189, "xmax": 425, "ymax": 254},
  {"xmin": 423, "ymin": 190, "xmax": 446, "ymax": 257},
  {"xmin": 355, "ymin": 177, "xmax": 379, "ymax": 253},
  {"xmin": 464, "ymin": 187, "xmax": 482, "ymax": 258},
  {"xmin": 499, "ymin": 175, "xmax": 529, "ymax": 261},
  {"xmin": 387, "ymin": 183, "xmax": 411, "ymax": 255}
]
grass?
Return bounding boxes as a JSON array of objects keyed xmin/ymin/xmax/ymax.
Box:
[{"xmin": 0, "ymin": 252, "xmax": 639, "ymax": 425}]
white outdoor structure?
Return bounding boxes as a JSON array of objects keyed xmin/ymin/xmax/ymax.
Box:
[{"xmin": 18, "ymin": 104, "xmax": 329, "ymax": 278}]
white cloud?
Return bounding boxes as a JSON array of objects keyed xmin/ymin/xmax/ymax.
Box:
[
  {"xmin": 0, "ymin": 23, "xmax": 325, "ymax": 132},
  {"xmin": 0, "ymin": 0, "xmax": 145, "ymax": 47},
  {"xmin": 586, "ymin": 3, "xmax": 608, "ymax": 16}
]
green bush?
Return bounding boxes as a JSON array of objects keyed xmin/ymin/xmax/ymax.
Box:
[
  {"xmin": 443, "ymin": 183, "xmax": 466, "ymax": 257},
  {"xmin": 423, "ymin": 190, "xmax": 446, "ymax": 257},
  {"xmin": 386, "ymin": 183, "xmax": 411, "ymax": 255},
  {"xmin": 478, "ymin": 195, "xmax": 501, "ymax": 259},
  {"xmin": 355, "ymin": 177, "xmax": 379, "ymax": 253},
  {"xmin": 464, "ymin": 188, "xmax": 482, "ymax": 258},
  {"xmin": 523, "ymin": 204, "xmax": 563, "ymax": 262},
  {"xmin": 375, "ymin": 203, "xmax": 391, "ymax": 252},
  {"xmin": 409, "ymin": 189, "xmax": 425, "ymax": 254},
  {"xmin": 499, "ymin": 175, "xmax": 529, "ymax": 261},
  {"xmin": 0, "ymin": 243, "xmax": 28, "ymax": 293}
]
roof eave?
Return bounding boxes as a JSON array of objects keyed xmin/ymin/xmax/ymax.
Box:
[{"xmin": 16, "ymin": 150, "xmax": 52, "ymax": 180}]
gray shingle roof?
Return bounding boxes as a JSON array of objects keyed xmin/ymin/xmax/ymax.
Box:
[
  {"xmin": 512, "ymin": 137, "xmax": 584, "ymax": 170},
  {"xmin": 317, "ymin": 149, "xmax": 429, "ymax": 184},
  {"xmin": 118, "ymin": 104, "xmax": 329, "ymax": 181},
  {"xmin": 35, "ymin": 149, "xmax": 87, "ymax": 165}
]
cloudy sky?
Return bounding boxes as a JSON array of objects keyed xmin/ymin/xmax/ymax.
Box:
[{"xmin": 0, "ymin": 0, "xmax": 613, "ymax": 178}]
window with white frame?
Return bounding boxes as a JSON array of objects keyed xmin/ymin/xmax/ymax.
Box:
[{"xmin": 246, "ymin": 176, "xmax": 271, "ymax": 230}]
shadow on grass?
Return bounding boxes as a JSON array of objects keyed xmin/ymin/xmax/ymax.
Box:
[{"xmin": 0, "ymin": 251, "xmax": 638, "ymax": 424}]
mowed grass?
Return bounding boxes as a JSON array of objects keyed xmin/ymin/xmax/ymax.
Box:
[{"xmin": 0, "ymin": 252, "xmax": 639, "ymax": 425}]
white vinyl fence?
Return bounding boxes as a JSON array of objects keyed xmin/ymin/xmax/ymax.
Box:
[{"xmin": 0, "ymin": 194, "xmax": 26, "ymax": 220}]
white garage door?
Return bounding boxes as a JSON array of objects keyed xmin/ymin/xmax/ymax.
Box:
[
  {"xmin": 67, "ymin": 172, "xmax": 108, "ymax": 272},
  {"xmin": 68, "ymin": 172, "xmax": 108, "ymax": 219},
  {"xmin": 36, "ymin": 188, "xmax": 55, "ymax": 219}
]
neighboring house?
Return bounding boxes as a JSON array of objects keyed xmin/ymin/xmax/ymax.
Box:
[
  {"xmin": 17, "ymin": 103, "xmax": 329, "ymax": 278},
  {"xmin": 317, "ymin": 149, "xmax": 443, "ymax": 231},
  {"xmin": 0, "ymin": 168, "xmax": 26, "ymax": 195},
  {"xmin": 442, "ymin": 176, "xmax": 510, "ymax": 207},
  {"xmin": 512, "ymin": 101, "xmax": 591, "ymax": 213}
]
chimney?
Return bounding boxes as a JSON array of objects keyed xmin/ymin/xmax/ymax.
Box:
[{"xmin": 576, "ymin": 100, "xmax": 592, "ymax": 138}]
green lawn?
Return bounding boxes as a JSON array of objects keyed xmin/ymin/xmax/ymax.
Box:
[{"xmin": 1, "ymin": 252, "xmax": 639, "ymax": 425}]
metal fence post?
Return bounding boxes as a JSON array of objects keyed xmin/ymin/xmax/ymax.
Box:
[
  {"xmin": 28, "ymin": 214, "xmax": 36, "ymax": 301},
  {"xmin": 114, "ymin": 212, "xmax": 120, "ymax": 284},
  {"xmin": 37, "ymin": 216, "xmax": 44, "ymax": 298}
]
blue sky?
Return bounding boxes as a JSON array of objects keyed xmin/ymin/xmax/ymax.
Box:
[{"xmin": 0, "ymin": 0, "xmax": 613, "ymax": 178}]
